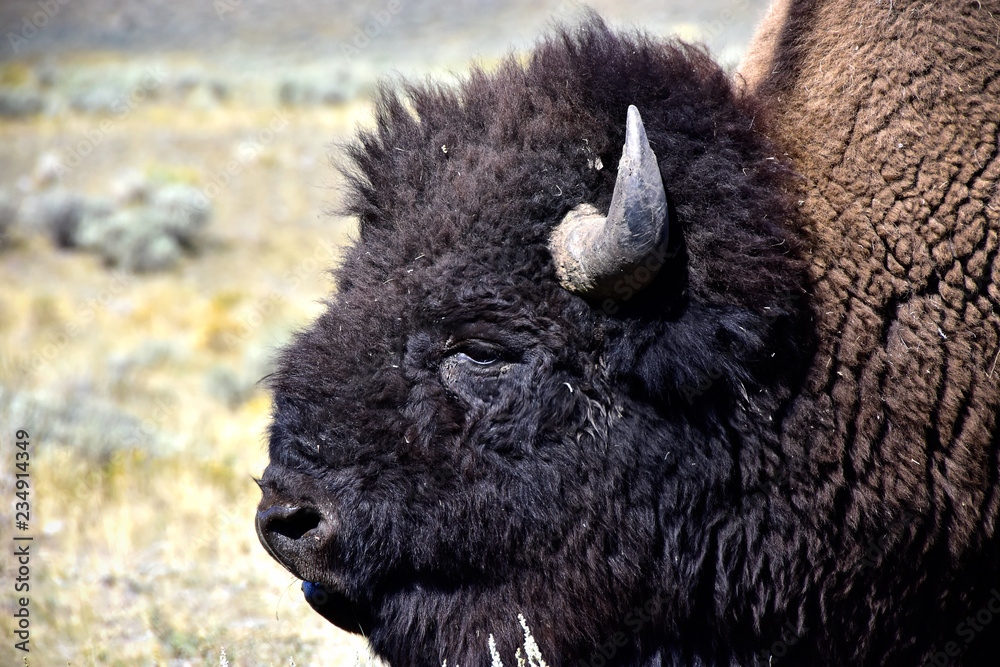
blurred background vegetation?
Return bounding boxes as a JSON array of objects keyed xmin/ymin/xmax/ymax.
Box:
[{"xmin": 0, "ymin": 1, "xmax": 768, "ymax": 664}]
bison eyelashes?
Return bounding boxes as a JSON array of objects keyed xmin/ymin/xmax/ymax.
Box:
[
  {"xmin": 457, "ymin": 350, "xmax": 500, "ymax": 366},
  {"xmin": 444, "ymin": 340, "xmax": 505, "ymax": 367},
  {"xmin": 549, "ymin": 104, "xmax": 670, "ymax": 300}
]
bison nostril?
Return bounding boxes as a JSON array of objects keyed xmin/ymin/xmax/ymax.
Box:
[
  {"xmin": 255, "ymin": 503, "xmax": 333, "ymax": 577},
  {"xmin": 274, "ymin": 507, "xmax": 322, "ymax": 540},
  {"xmin": 257, "ymin": 505, "xmax": 323, "ymax": 541}
]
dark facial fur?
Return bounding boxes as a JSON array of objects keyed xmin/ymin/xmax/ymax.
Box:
[{"xmin": 259, "ymin": 16, "xmax": 814, "ymax": 666}]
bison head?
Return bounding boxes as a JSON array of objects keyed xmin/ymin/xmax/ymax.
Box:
[{"xmin": 256, "ymin": 18, "xmax": 810, "ymax": 666}]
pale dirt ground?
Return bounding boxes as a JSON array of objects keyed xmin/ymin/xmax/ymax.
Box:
[{"xmin": 0, "ymin": 1, "xmax": 769, "ymax": 665}]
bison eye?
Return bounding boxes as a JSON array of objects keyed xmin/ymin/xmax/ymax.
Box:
[
  {"xmin": 439, "ymin": 338, "xmax": 517, "ymax": 402},
  {"xmin": 452, "ymin": 342, "xmax": 500, "ymax": 366},
  {"xmin": 458, "ymin": 350, "xmax": 499, "ymax": 366}
]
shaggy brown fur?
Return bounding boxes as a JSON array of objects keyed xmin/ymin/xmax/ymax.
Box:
[{"xmin": 740, "ymin": 0, "xmax": 1000, "ymax": 663}]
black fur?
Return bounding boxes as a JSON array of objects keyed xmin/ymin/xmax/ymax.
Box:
[{"xmin": 261, "ymin": 17, "xmax": 818, "ymax": 666}]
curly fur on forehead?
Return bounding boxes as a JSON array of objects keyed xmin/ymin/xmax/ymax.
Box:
[{"xmin": 334, "ymin": 15, "xmax": 802, "ymax": 312}]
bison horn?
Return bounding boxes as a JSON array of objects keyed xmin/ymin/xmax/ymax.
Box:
[{"xmin": 549, "ymin": 105, "xmax": 669, "ymax": 299}]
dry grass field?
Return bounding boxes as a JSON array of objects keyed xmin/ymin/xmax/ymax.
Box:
[
  {"xmin": 0, "ymin": 2, "xmax": 767, "ymax": 664},
  {"xmin": 0, "ymin": 82, "xmax": 380, "ymax": 665}
]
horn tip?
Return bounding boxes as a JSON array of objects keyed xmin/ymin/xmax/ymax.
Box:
[{"xmin": 624, "ymin": 105, "xmax": 648, "ymax": 158}]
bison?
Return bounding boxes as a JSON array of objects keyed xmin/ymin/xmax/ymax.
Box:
[{"xmin": 255, "ymin": 1, "xmax": 1000, "ymax": 665}]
